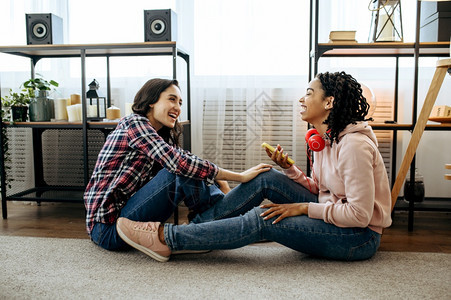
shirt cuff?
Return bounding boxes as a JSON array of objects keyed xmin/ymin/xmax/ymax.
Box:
[
  {"xmin": 205, "ymin": 164, "xmax": 219, "ymax": 185},
  {"xmin": 307, "ymin": 202, "xmax": 324, "ymax": 220}
]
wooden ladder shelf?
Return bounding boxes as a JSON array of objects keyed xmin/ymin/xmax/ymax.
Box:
[{"xmin": 391, "ymin": 58, "xmax": 451, "ymax": 211}]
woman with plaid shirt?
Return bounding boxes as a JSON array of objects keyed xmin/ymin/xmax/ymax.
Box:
[{"xmin": 85, "ymin": 78, "xmax": 272, "ymax": 250}]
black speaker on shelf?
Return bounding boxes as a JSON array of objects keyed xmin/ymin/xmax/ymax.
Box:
[
  {"xmin": 26, "ymin": 13, "xmax": 63, "ymax": 45},
  {"xmin": 144, "ymin": 9, "xmax": 177, "ymax": 42}
]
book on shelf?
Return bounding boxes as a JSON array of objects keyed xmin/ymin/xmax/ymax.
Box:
[
  {"xmin": 328, "ymin": 39, "xmax": 358, "ymax": 44},
  {"xmin": 329, "ymin": 30, "xmax": 356, "ymax": 40}
]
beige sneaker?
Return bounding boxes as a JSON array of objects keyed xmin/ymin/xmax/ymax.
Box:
[{"xmin": 116, "ymin": 217, "xmax": 171, "ymax": 262}]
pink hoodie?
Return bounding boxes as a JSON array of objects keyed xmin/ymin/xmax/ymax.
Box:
[{"xmin": 283, "ymin": 122, "xmax": 392, "ymax": 234}]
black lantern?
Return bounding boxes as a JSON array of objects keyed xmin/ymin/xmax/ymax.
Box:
[
  {"xmin": 86, "ymin": 79, "xmax": 107, "ymax": 120},
  {"xmin": 369, "ymin": 0, "xmax": 403, "ymax": 42}
]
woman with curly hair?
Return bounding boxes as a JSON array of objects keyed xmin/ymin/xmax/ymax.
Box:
[{"xmin": 116, "ymin": 71, "xmax": 392, "ymax": 262}]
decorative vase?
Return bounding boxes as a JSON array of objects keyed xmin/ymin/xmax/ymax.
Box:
[
  {"xmin": 404, "ymin": 168, "xmax": 425, "ymax": 202},
  {"xmin": 11, "ymin": 105, "xmax": 28, "ymax": 122},
  {"xmin": 29, "ymin": 90, "xmax": 51, "ymax": 121}
]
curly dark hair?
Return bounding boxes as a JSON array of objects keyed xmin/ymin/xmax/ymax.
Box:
[
  {"xmin": 132, "ymin": 78, "xmax": 182, "ymax": 147},
  {"xmin": 316, "ymin": 71, "xmax": 372, "ymax": 145}
]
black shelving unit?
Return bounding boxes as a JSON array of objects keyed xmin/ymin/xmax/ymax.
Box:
[
  {"xmin": 309, "ymin": 0, "xmax": 451, "ymax": 230},
  {"xmin": 0, "ymin": 42, "xmax": 191, "ymax": 219}
]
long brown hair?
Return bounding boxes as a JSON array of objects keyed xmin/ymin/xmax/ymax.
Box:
[{"xmin": 132, "ymin": 78, "xmax": 182, "ymax": 147}]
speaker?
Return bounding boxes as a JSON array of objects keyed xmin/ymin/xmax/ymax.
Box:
[
  {"xmin": 26, "ymin": 13, "xmax": 63, "ymax": 45},
  {"xmin": 144, "ymin": 9, "xmax": 177, "ymax": 42},
  {"xmin": 305, "ymin": 128, "xmax": 326, "ymax": 152}
]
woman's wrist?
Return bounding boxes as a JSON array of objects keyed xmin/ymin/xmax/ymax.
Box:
[{"xmin": 215, "ymin": 168, "xmax": 241, "ymax": 182}]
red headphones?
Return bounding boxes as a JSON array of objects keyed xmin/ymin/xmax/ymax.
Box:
[{"xmin": 305, "ymin": 128, "xmax": 326, "ymax": 152}]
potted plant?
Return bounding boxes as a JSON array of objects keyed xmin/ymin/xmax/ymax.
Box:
[
  {"xmin": 23, "ymin": 74, "xmax": 59, "ymax": 122},
  {"xmin": 23, "ymin": 75, "xmax": 59, "ymax": 94},
  {"xmin": 1, "ymin": 89, "xmax": 31, "ymax": 122}
]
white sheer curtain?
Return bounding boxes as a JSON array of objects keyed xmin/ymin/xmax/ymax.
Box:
[{"xmin": 191, "ymin": 0, "xmax": 310, "ymax": 174}]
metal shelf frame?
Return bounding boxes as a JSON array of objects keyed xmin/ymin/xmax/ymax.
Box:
[
  {"xmin": 0, "ymin": 42, "xmax": 191, "ymax": 219},
  {"xmin": 308, "ymin": 0, "xmax": 450, "ymax": 231}
]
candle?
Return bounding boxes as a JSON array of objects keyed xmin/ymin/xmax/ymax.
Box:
[
  {"xmin": 54, "ymin": 98, "xmax": 68, "ymax": 120},
  {"xmin": 106, "ymin": 106, "xmax": 121, "ymax": 120},
  {"xmin": 88, "ymin": 105, "xmax": 98, "ymax": 118},
  {"xmin": 70, "ymin": 94, "xmax": 81, "ymax": 105},
  {"xmin": 67, "ymin": 104, "xmax": 82, "ymax": 122},
  {"xmin": 78, "ymin": 104, "xmax": 83, "ymax": 121},
  {"xmin": 124, "ymin": 102, "xmax": 133, "ymax": 116}
]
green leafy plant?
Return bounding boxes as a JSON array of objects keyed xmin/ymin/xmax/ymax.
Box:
[
  {"xmin": 1, "ymin": 89, "xmax": 31, "ymax": 107},
  {"xmin": 23, "ymin": 74, "xmax": 59, "ymax": 95},
  {"xmin": 1, "ymin": 89, "xmax": 31, "ymax": 122}
]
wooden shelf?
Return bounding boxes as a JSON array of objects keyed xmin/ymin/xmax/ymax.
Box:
[
  {"xmin": 0, "ymin": 42, "xmax": 188, "ymax": 59},
  {"xmin": 4, "ymin": 121, "xmax": 117, "ymax": 130},
  {"xmin": 317, "ymin": 42, "xmax": 450, "ymax": 57},
  {"xmin": 4, "ymin": 120, "xmax": 190, "ymax": 130},
  {"xmin": 370, "ymin": 122, "xmax": 451, "ymax": 130},
  {"xmin": 1, "ymin": 42, "xmax": 191, "ymax": 219},
  {"xmin": 309, "ymin": 1, "xmax": 451, "ymax": 231},
  {"xmin": 394, "ymin": 199, "xmax": 451, "ymax": 212}
]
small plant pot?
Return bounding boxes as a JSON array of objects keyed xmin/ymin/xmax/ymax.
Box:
[
  {"xmin": 11, "ymin": 105, "xmax": 28, "ymax": 122},
  {"xmin": 29, "ymin": 91, "xmax": 51, "ymax": 122}
]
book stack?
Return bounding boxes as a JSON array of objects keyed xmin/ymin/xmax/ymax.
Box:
[{"xmin": 328, "ymin": 31, "xmax": 357, "ymax": 43}]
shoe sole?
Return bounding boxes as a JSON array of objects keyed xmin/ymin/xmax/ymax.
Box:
[
  {"xmin": 116, "ymin": 221, "xmax": 169, "ymax": 262},
  {"xmin": 172, "ymin": 249, "xmax": 211, "ymax": 255}
]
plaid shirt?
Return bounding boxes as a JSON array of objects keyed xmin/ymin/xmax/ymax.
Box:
[{"xmin": 84, "ymin": 114, "xmax": 218, "ymax": 235}]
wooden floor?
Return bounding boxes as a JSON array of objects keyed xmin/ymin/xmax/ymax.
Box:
[{"xmin": 1, "ymin": 201, "xmax": 450, "ymax": 253}]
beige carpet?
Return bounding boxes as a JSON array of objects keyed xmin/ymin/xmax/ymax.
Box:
[{"xmin": 0, "ymin": 235, "xmax": 450, "ymax": 299}]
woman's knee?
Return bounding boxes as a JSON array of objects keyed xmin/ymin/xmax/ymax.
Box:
[
  {"xmin": 241, "ymin": 168, "xmax": 280, "ymax": 188},
  {"xmin": 258, "ymin": 168, "xmax": 281, "ymax": 180}
]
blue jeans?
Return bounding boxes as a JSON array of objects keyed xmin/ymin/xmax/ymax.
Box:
[
  {"xmin": 165, "ymin": 169, "xmax": 381, "ymax": 261},
  {"xmin": 90, "ymin": 169, "xmax": 224, "ymax": 250}
]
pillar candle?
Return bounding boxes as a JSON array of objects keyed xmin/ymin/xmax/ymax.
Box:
[
  {"xmin": 54, "ymin": 98, "xmax": 68, "ymax": 120},
  {"xmin": 88, "ymin": 105, "xmax": 98, "ymax": 118},
  {"xmin": 106, "ymin": 106, "xmax": 121, "ymax": 120},
  {"xmin": 70, "ymin": 94, "xmax": 81, "ymax": 105},
  {"xmin": 67, "ymin": 104, "xmax": 82, "ymax": 122},
  {"xmin": 124, "ymin": 102, "xmax": 133, "ymax": 116}
]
